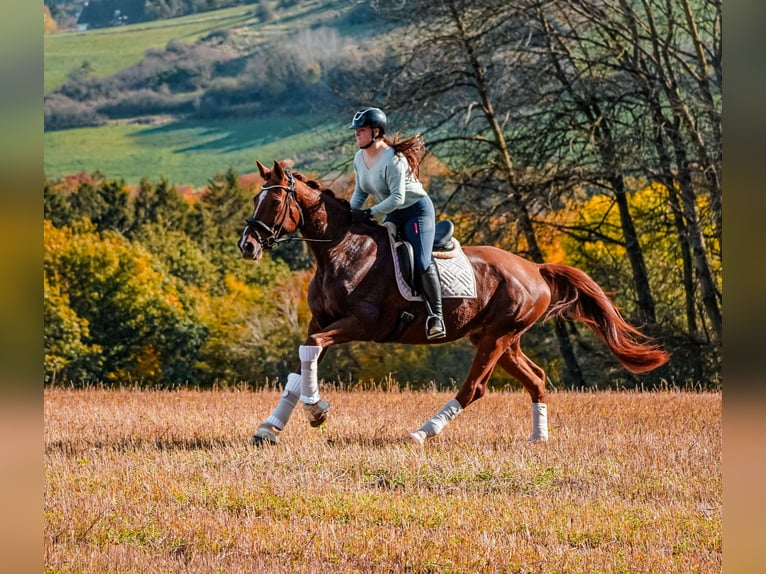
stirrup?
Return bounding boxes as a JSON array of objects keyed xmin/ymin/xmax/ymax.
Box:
[
  {"xmin": 426, "ymin": 314, "xmax": 446, "ymax": 340},
  {"xmin": 302, "ymin": 399, "xmax": 330, "ymax": 427}
]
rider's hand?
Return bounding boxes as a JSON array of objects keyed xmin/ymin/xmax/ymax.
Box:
[{"xmin": 351, "ymin": 208, "xmax": 373, "ymax": 223}]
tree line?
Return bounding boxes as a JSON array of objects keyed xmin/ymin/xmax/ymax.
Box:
[
  {"xmin": 43, "ymin": 164, "xmax": 719, "ymax": 390},
  {"xmin": 43, "ymin": 172, "xmax": 482, "ymax": 388}
]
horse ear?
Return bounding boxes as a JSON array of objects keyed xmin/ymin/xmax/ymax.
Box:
[
  {"xmin": 272, "ymin": 160, "xmax": 285, "ymax": 180},
  {"xmin": 256, "ymin": 161, "xmax": 270, "ymax": 180}
]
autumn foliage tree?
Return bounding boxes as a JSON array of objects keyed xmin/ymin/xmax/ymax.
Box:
[{"xmin": 44, "ymin": 174, "xmax": 300, "ymax": 387}]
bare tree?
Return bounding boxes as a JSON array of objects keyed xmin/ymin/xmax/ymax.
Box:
[
  {"xmin": 365, "ymin": 0, "xmax": 587, "ymax": 386},
  {"xmin": 555, "ymin": 0, "xmax": 722, "ymax": 339},
  {"xmin": 349, "ymin": 0, "xmax": 721, "ymax": 382}
]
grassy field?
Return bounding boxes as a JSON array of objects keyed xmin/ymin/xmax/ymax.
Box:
[
  {"xmin": 43, "ymin": 2, "xmax": 378, "ymax": 187},
  {"xmin": 45, "ymin": 388, "xmax": 721, "ymax": 573},
  {"xmin": 44, "ymin": 6, "xmax": 255, "ymax": 94},
  {"xmin": 44, "ymin": 0, "xmax": 356, "ymax": 94},
  {"xmin": 43, "ymin": 116, "xmax": 342, "ymax": 188}
]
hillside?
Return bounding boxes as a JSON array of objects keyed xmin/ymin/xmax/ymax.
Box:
[
  {"xmin": 44, "ymin": 1, "xmax": 397, "ymax": 187},
  {"xmin": 44, "ymin": 5, "xmax": 257, "ymax": 94}
]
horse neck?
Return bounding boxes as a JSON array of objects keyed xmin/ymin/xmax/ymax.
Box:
[
  {"xmin": 295, "ymin": 185, "xmax": 381, "ymax": 267},
  {"xmin": 295, "ymin": 186, "xmax": 348, "ymax": 244}
]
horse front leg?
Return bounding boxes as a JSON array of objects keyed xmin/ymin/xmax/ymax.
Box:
[
  {"xmin": 252, "ymin": 316, "xmax": 367, "ymax": 446},
  {"xmin": 298, "ymin": 342, "xmax": 329, "ymax": 427},
  {"xmin": 252, "ymin": 348, "xmax": 328, "ymax": 446},
  {"xmin": 406, "ymin": 334, "xmax": 508, "ymax": 446},
  {"xmin": 253, "ymin": 341, "xmax": 329, "ymax": 440},
  {"xmin": 252, "ymin": 370, "xmax": 304, "ymax": 445}
]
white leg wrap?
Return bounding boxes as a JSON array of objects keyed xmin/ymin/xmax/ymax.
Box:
[
  {"xmin": 528, "ymin": 402, "xmax": 548, "ymax": 441},
  {"xmin": 409, "ymin": 399, "xmax": 463, "ymax": 443},
  {"xmin": 264, "ymin": 373, "xmax": 301, "ymax": 430},
  {"xmin": 298, "ymin": 345, "xmax": 322, "ymax": 405}
]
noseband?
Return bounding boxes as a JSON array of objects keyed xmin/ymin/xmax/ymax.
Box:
[{"xmin": 244, "ymin": 169, "xmax": 304, "ymax": 249}]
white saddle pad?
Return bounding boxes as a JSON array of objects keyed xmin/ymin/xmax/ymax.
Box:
[{"xmin": 383, "ymin": 222, "xmax": 477, "ymax": 302}]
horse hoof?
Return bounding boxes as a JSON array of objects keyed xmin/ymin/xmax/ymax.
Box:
[
  {"xmin": 251, "ymin": 423, "xmax": 280, "ymax": 446},
  {"xmin": 303, "ymin": 400, "xmax": 330, "ymax": 428},
  {"xmin": 526, "ymin": 433, "xmax": 548, "ymax": 442},
  {"xmin": 403, "ymin": 430, "xmax": 426, "ymax": 446}
]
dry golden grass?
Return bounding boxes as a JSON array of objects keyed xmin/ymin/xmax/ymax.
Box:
[{"xmin": 45, "ymin": 388, "xmax": 721, "ymax": 573}]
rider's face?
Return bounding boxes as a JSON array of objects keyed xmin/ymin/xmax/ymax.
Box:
[{"xmin": 355, "ymin": 127, "xmax": 374, "ymax": 147}]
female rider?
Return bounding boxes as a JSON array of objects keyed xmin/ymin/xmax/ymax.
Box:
[{"xmin": 348, "ymin": 107, "xmax": 446, "ymax": 340}]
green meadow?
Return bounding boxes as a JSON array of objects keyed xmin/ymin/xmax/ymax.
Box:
[
  {"xmin": 44, "ymin": 6, "xmax": 254, "ymax": 94},
  {"xmin": 44, "ymin": 116, "xmax": 340, "ymax": 187}
]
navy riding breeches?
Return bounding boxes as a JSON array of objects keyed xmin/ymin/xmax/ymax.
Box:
[{"xmin": 384, "ymin": 196, "xmax": 436, "ymax": 275}]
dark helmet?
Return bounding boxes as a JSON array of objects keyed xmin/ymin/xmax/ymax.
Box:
[{"xmin": 349, "ymin": 107, "xmax": 387, "ymax": 135}]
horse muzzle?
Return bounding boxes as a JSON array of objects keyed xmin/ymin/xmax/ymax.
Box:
[{"xmin": 238, "ymin": 236, "xmax": 264, "ymax": 261}]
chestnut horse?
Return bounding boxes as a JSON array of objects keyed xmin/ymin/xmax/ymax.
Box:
[{"xmin": 238, "ymin": 161, "xmax": 669, "ymax": 446}]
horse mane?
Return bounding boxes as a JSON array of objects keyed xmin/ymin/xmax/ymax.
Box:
[{"xmin": 291, "ymin": 170, "xmax": 351, "ymax": 209}]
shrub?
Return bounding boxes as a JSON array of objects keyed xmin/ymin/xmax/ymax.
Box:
[
  {"xmin": 96, "ymin": 89, "xmax": 194, "ymax": 118},
  {"xmin": 44, "ymin": 93, "xmax": 107, "ymax": 131}
]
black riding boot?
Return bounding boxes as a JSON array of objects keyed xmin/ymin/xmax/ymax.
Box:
[{"xmin": 419, "ymin": 261, "xmax": 446, "ymax": 340}]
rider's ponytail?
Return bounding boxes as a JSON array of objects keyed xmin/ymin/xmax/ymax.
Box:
[{"xmin": 384, "ymin": 133, "xmax": 425, "ymax": 180}]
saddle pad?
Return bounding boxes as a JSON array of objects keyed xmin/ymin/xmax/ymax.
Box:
[{"xmin": 383, "ymin": 222, "xmax": 477, "ymax": 301}]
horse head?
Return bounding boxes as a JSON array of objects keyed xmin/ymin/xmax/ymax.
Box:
[{"xmin": 238, "ymin": 160, "xmax": 304, "ymax": 260}]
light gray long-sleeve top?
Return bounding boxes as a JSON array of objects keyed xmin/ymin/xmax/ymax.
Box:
[{"xmin": 349, "ymin": 147, "xmax": 427, "ymax": 216}]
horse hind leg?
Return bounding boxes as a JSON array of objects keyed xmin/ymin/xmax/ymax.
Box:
[{"xmin": 497, "ymin": 345, "xmax": 549, "ymax": 441}]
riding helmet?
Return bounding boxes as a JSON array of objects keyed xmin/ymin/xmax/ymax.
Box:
[{"xmin": 349, "ymin": 107, "xmax": 387, "ymax": 135}]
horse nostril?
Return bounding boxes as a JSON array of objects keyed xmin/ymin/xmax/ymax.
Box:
[{"xmin": 243, "ymin": 242, "xmax": 254, "ymax": 255}]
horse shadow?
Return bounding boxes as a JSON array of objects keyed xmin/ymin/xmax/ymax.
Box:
[{"xmin": 45, "ymin": 435, "xmax": 239, "ymax": 455}]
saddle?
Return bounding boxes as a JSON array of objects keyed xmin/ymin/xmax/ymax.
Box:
[
  {"xmin": 380, "ymin": 220, "xmax": 476, "ymax": 341},
  {"xmin": 381, "ymin": 220, "xmax": 475, "ymax": 302}
]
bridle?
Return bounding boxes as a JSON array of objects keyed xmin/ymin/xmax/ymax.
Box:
[
  {"xmin": 244, "ymin": 168, "xmax": 301, "ymax": 249},
  {"xmin": 243, "ymin": 168, "xmax": 336, "ymax": 249}
]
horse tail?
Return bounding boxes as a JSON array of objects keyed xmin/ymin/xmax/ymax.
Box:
[{"xmin": 539, "ymin": 263, "xmax": 670, "ymax": 374}]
